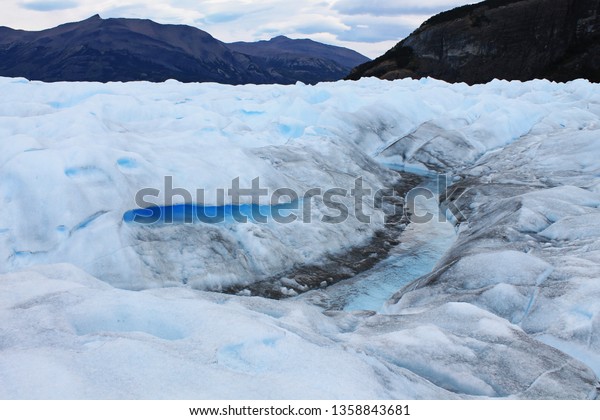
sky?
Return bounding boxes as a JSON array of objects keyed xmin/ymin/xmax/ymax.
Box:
[{"xmin": 2, "ymin": 0, "xmax": 474, "ymax": 58}]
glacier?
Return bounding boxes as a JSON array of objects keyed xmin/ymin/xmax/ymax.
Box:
[{"xmin": 1, "ymin": 76, "xmax": 600, "ymax": 399}]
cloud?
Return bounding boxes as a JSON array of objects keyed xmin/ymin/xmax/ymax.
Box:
[
  {"xmin": 333, "ymin": 0, "xmax": 470, "ymax": 16},
  {"xmin": 199, "ymin": 12, "xmax": 244, "ymax": 25},
  {"xmin": 21, "ymin": 0, "xmax": 78, "ymax": 11},
  {"xmin": 338, "ymin": 23, "xmax": 414, "ymax": 43},
  {"xmin": 336, "ymin": 15, "xmax": 424, "ymax": 43},
  {"xmin": 292, "ymin": 15, "xmax": 351, "ymax": 36}
]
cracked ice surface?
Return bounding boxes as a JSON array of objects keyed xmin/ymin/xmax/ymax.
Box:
[
  {"xmin": 387, "ymin": 115, "xmax": 600, "ymax": 383},
  {"xmin": 1, "ymin": 77, "xmax": 600, "ymax": 398},
  {"xmin": 1, "ymin": 77, "xmax": 594, "ymax": 291},
  {"xmin": 0, "ymin": 264, "xmax": 596, "ymax": 399}
]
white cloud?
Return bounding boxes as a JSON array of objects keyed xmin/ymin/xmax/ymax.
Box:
[
  {"xmin": 1, "ymin": 0, "xmax": 473, "ymax": 58},
  {"xmin": 333, "ymin": 0, "xmax": 472, "ymax": 15},
  {"xmin": 336, "ymin": 14, "xmax": 428, "ymax": 43},
  {"xmin": 21, "ymin": 0, "xmax": 79, "ymax": 11}
]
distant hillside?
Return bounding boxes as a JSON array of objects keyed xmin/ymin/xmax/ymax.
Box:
[
  {"xmin": 229, "ymin": 36, "xmax": 369, "ymax": 85},
  {"xmin": 0, "ymin": 15, "xmax": 369, "ymax": 84},
  {"xmin": 348, "ymin": 0, "xmax": 600, "ymax": 84}
]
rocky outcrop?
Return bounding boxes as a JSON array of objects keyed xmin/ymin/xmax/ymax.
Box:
[
  {"xmin": 0, "ymin": 15, "xmax": 368, "ymax": 84},
  {"xmin": 348, "ymin": 0, "xmax": 600, "ymax": 83}
]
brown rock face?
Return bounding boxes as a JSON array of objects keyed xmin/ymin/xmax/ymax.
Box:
[{"xmin": 348, "ymin": 0, "xmax": 600, "ymax": 83}]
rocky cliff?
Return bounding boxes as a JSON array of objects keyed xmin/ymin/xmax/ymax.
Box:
[{"xmin": 348, "ymin": 0, "xmax": 600, "ymax": 83}]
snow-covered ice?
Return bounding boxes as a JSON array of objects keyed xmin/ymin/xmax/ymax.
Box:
[
  {"xmin": 386, "ymin": 100, "xmax": 600, "ymax": 388},
  {"xmin": 1, "ymin": 76, "xmax": 600, "ymax": 399},
  {"xmin": 1, "ymin": 264, "xmax": 596, "ymax": 399}
]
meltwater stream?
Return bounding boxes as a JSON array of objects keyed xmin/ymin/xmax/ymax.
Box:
[
  {"xmin": 318, "ymin": 175, "xmax": 457, "ymax": 312},
  {"xmin": 121, "ymin": 173, "xmax": 456, "ymax": 311}
]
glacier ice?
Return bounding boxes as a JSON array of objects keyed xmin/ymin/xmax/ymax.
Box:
[
  {"xmin": 386, "ymin": 108, "xmax": 600, "ymax": 392},
  {"xmin": 1, "ymin": 76, "xmax": 600, "ymax": 399},
  {"xmin": 0, "ymin": 264, "xmax": 596, "ymax": 399}
]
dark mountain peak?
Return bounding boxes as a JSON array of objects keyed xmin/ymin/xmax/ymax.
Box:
[
  {"xmin": 57, "ymin": 13, "xmax": 103, "ymax": 29},
  {"xmin": 269, "ymin": 36, "xmax": 328, "ymax": 47},
  {"xmin": 348, "ymin": 0, "xmax": 600, "ymax": 84},
  {"xmin": 228, "ymin": 36, "xmax": 369, "ymax": 70},
  {"xmin": 266, "ymin": 35, "xmax": 322, "ymax": 46}
]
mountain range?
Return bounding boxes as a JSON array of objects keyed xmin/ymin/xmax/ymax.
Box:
[
  {"xmin": 0, "ymin": 14, "xmax": 369, "ymax": 84},
  {"xmin": 3, "ymin": 0, "xmax": 598, "ymax": 86},
  {"xmin": 348, "ymin": 0, "xmax": 600, "ymax": 84}
]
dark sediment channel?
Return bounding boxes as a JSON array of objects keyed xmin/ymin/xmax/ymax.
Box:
[
  {"xmin": 304, "ymin": 173, "xmax": 457, "ymax": 312},
  {"xmin": 221, "ymin": 172, "xmax": 422, "ymax": 299}
]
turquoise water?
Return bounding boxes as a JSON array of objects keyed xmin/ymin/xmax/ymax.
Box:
[
  {"xmin": 322, "ymin": 176, "xmax": 457, "ymax": 312},
  {"xmin": 123, "ymin": 202, "xmax": 299, "ymax": 225}
]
